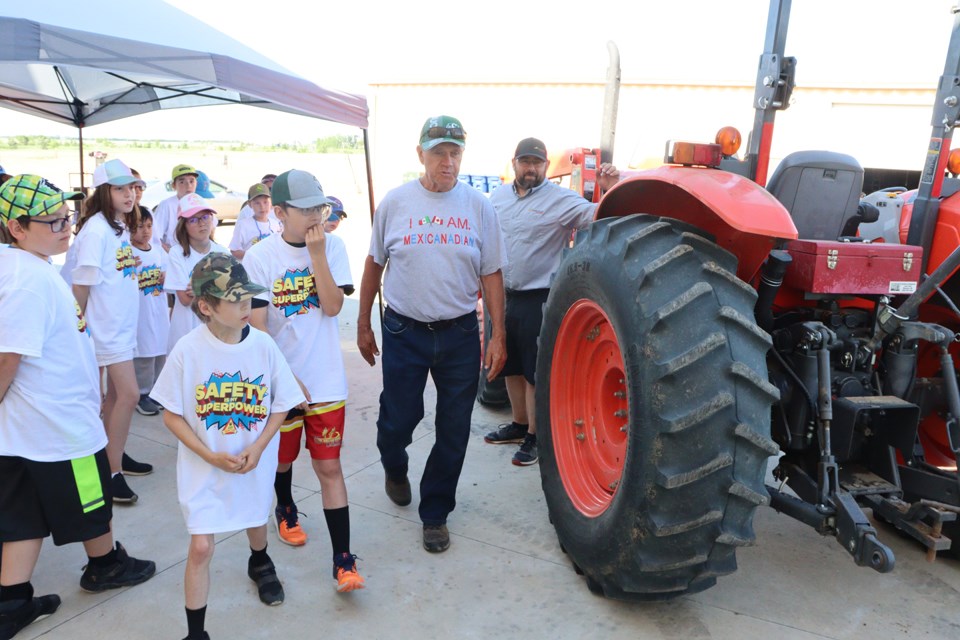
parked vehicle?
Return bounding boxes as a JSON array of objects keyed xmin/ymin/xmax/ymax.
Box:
[
  {"xmin": 140, "ymin": 177, "xmax": 245, "ymax": 222},
  {"xmin": 539, "ymin": 0, "xmax": 960, "ymax": 601}
]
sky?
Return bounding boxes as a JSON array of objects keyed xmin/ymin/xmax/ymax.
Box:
[{"xmin": 0, "ymin": 0, "xmax": 957, "ymax": 144}]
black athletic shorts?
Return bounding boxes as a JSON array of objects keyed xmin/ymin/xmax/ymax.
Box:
[
  {"xmin": 0, "ymin": 448, "xmax": 113, "ymax": 546},
  {"xmin": 499, "ymin": 288, "xmax": 550, "ymax": 385}
]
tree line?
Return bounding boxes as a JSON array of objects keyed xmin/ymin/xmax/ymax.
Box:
[{"xmin": 0, "ymin": 134, "xmax": 363, "ymax": 153}]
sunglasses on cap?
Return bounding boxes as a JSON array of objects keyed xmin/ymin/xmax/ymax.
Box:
[{"xmin": 423, "ymin": 126, "xmax": 467, "ymax": 141}]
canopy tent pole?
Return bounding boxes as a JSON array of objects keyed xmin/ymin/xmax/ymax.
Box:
[
  {"xmin": 362, "ymin": 128, "xmax": 384, "ymax": 325},
  {"xmin": 78, "ymin": 125, "xmax": 84, "ymax": 193},
  {"xmin": 363, "ymin": 129, "xmax": 374, "ymax": 222}
]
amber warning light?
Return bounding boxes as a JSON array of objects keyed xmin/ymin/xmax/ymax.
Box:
[
  {"xmin": 664, "ymin": 141, "xmax": 722, "ymax": 168},
  {"xmin": 715, "ymin": 126, "xmax": 742, "ymax": 157},
  {"xmin": 948, "ymin": 147, "xmax": 960, "ymax": 175}
]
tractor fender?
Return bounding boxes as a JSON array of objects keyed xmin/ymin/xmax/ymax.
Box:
[{"xmin": 596, "ymin": 166, "xmax": 798, "ymax": 281}]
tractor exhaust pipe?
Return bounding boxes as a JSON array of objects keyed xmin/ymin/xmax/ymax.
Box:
[
  {"xmin": 755, "ymin": 250, "xmax": 792, "ymax": 333},
  {"xmin": 599, "ymin": 41, "xmax": 620, "ymax": 166}
]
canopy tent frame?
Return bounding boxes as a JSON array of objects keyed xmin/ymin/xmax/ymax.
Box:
[{"xmin": 0, "ymin": 9, "xmax": 375, "ymax": 216}]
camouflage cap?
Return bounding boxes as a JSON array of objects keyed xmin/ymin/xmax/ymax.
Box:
[
  {"xmin": 191, "ymin": 252, "xmax": 268, "ymax": 302},
  {"xmin": 0, "ymin": 174, "xmax": 83, "ymax": 225}
]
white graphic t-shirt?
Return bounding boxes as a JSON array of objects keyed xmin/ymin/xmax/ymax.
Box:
[
  {"xmin": 131, "ymin": 243, "xmax": 170, "ymax": 358},
  {"xmin": 70, "ymin": 213, "xmax": 140, "ymax": 356},
  {"xmin": 151, "ymin": 324, "xmax": 304, "ymax": 534},
  {"xmin": 153, "ymin": 195, "xmax": 179, "ymax": 248},
  {"xmin": 0, "ymin": 249, "xmax": 106, "ymax": 461},
  {"xmin": 243, "ymin": 232, "xmax": 352, "ymax": 402},
  {"xmin": 229, "ymin": 214, "xmax": 282, "ymax": 254},
  {"xmin": 164, "ymin": 242, "xmax": 229, "ymax": 353}
]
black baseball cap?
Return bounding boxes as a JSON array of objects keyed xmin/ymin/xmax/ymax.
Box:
[{"xmin": 514, "ymin": 138, "xmax": 547, "ymax": 161}]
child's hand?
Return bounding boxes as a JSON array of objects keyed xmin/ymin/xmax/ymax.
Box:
[
  {"xmin": 237, "ymin": 446, "xmax": 262, "ymax": 474},
  {"xmin": 305, "ymin": 224, "xmax": 326, "ymax": 260},
  {"xmin": 209, "ymin": 451, "xmax": 245, "ymax": 473}
]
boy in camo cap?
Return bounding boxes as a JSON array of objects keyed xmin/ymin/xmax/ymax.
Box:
[{"xmin": 151, "ymin": 252, "xmax": 305, "ymax": 640}]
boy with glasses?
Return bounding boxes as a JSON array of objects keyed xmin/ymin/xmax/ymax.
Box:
[
  {"xmin": 243, "ymin": 170, "xmax": 365, "ymax": 592},
  {"xmin": 0, "ymin": 175, "xmax": 156, "ymax": 639}
]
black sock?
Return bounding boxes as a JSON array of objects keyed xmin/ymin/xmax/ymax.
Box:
[
  {"xmin": 513, "ymin": 421, "xmax": 529, "ymax": 431},
  {"xmin": 274, "ymin": 468, "xmax": 293, "ymax": 506},
  {"xmin": 185, "ymin": 605, "xmax": 206, "ymax": 639},
  {"xmin": 249, "ymin": 545, "xmax": 270, "ymax": 566},
  {"xmin": 324, "ymin": 506, "xmax": 351, "ymax": 556},
  {"xmin": 88, "ymin": 546, "xmax": 119, "ymax": 567},
  {"xmin": 0, "ymin": 581, "xmax": 33, "ymax": 602}
]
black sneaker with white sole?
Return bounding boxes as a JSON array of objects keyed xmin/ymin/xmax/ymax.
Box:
[
  {"xmin": 512, "ymin": 433, "xmax": 539, "ymax": 466},
  {"xmin": 121, "ymin": 453, "xmax": 153, "ymax": 476},
  {"xmin": 484, "ymin": 422, "xmax": 528, "ymax": 444},
  {"xmin": 111, "ymin": 473, "xmax": 138, "ymax": 504},
  {"xmin": 135, "ymin": 394, "xmax": 160, "ymax": 416}
]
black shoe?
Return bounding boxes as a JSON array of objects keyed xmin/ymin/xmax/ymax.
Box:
[
  {"xmin": 512, "ymin": 433, "xmax": 539, "ymax": 466},
  {"xmin": 121, "ymin": 453, "xmax": 153, "ymax": 476},
  {"xmin": 0, "ymin": 594, "xmax": 61, "ymax": 639},
  {"xmin": 484, "ymin": 422, "xmax": 528, "ymax": 445},
  {"xmin": 422, "ymin": 524, "xmax": 450, "ymax": 553},
  {"xmin": 181, "ymin": 633, "xmax": 210, "ymax": 640},
  {"xmin": 80, "ymin": 542, "xmax": 156, "ymax": 593},
  {"xmin": 135, "ymin": 395, "xmax": 160, "ymax": 416},
  {"xmin": 248, "ymin": 556, "xmax": 284, "ymax": 606},
  {"xmin": 111, "ymin": 473, "xmax": 138, "ymax": 504},
  {"xmin": 384, "ymin": 473, "xmax": 411, "ymax": 506}
]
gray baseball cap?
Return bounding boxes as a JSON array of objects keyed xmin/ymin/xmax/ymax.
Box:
[{"xmin": 270, "ymin": 169, "xmax": 331, "ymax": 208}]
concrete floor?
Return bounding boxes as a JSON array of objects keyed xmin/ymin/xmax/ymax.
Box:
[{"xmin": 14, "ymin": 298, "xmax": 960, "ymax": 640}]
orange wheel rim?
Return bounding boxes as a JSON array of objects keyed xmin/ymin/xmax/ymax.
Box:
[{"xmin": 550, "ymin": 299, "xmax": 628, "ymax": 517}]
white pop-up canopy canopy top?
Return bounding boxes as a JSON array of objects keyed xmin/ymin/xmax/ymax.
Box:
[{"xmin": 0, "ymin": 1, "xmax": 371, "ymax": 193}]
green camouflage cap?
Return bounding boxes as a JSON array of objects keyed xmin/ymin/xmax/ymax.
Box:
[
  {"xmin": 0, "ymin": 174, "xmax": 83, "ymax": 225},
  {"xmin": 191, "ymin": 253, "xmax": 268, "ymax": 302}
]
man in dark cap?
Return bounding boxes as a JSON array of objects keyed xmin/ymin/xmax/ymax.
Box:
[{"xmin": 483, "ymin": 137, "xmax": 619, "ymax": 466}]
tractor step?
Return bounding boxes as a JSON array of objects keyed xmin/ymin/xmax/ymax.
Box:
[{"xmin": 839, "ymin": 467, "xmax": 900, "ymax": 497}]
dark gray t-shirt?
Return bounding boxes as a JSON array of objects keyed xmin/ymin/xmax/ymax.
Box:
[{"xmin": 369, "ymin": 179, "xmax": 506, "ymax": 322}]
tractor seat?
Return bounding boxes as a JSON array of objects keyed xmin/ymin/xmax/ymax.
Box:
[{"xmin": 766, "ymin": 151, "xmax": 865, "ymax": 240}]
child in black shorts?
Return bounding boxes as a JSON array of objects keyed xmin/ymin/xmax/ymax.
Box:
[{"xmin": 0, "ymin": 175, "xmax": 156, "ymax": 640}]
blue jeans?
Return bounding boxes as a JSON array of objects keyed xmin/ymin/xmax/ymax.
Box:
[{"xmin": 376, "ymin": 308, "xmax": 480, "ymax": 525}]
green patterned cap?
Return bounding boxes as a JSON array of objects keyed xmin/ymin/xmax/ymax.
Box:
[
  {"xmin": 0, "ymin": 174, "xmax": 83, "ymax": 225},
  {"xmin": 191, "ymin": 253, "xmax": 268, "ymax": 302}
]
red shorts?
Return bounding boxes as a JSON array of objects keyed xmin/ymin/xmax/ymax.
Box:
[{"xmin": 278, "ymin": 401, "xmax": 345, "ymax": 463}]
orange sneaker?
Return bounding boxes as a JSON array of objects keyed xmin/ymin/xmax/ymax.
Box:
[
  {"xmin": 333, "ymin": 553, "xmax": 365, "ymax": 593},
  {"xmin": 274, "ymin": 503, "xmax": 308, "ymax": 546}
]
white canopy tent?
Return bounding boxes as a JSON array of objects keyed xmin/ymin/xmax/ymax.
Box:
[{"xmin": 0, "ymin": 1, "xmax": 371, "ymax": 197}]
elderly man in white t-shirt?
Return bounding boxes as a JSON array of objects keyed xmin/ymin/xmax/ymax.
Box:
[{"xmin": 153, "ymin": 164, "xmax": 198, "ymax": 251}]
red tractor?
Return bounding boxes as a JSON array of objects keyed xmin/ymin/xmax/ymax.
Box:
[{"xmin": 539, "ymin": 0, "xmax": 960, "ymax": 600}]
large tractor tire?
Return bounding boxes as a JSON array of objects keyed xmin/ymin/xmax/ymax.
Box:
[{"xmin": 537, "ymin": 214, "xmax": 780, "ymax": 601}]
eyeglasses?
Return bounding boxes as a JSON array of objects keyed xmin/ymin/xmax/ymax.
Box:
[
  {"xmin": 30, "ymin": 214, "xmax": 75, "ymax": 233},
  {"xmin": 286, "ymin": 204, "xmax": 331, "ymax": 218},
  {"xmin": 186, "ymin": 213, "xmax": 213, "ymax": 225},
  {"xmin": 423, "ymin": 126, "xmax": 467, "ymax": 142}
]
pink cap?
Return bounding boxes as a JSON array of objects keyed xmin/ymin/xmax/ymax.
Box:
[{"xmin": 178, "ymin": 193, "xmax": 217, "ymax": 218}]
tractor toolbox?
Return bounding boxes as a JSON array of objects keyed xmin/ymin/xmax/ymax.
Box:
[{"xmin": 783, "ymin": 239, "xmax": 923, "ymax": 295}]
